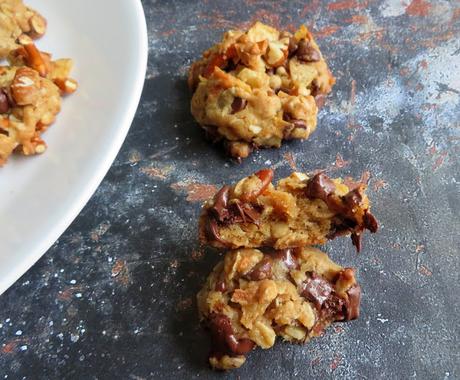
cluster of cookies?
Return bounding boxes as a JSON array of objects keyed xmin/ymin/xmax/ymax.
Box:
[
  {"xmin": 197, "ymin": 169, "xmax": 378, "ymax": 370},
  {"xmin": 190, "ymin": 23, "xmax": 379, "ymax": 370},
  {"xmin": 189, "ymin": 22, "xmax": 335, "ymax": 160},
  {"xmin": 0, "ymin": 0, "xmax": 77, "ymax": 166}
]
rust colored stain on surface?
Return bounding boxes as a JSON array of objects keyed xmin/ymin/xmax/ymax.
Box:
[
  {"xmin": 334, "ymin": 153, "xmax": 350, "ymax": 169},
  {"xmin": 315, "ymin": 25, "xmax": 341, "ymax": 38},
  {"xmin": 373, "ymin": 179, "xmax": 388, "ymax": 191},
  {"xmin": 171, "ymin": 182, "xmax": 217, "ymax": 202},
  {"xmin": 344, "ymin": 15, "xmax": 369, "ymax": 24},
  {"xmin": 406, "ymin": 0, "xmax": 431, "ymax": 17},
  {"xmin": 1, "ymin": 339, "xmax": 26, "ymax": 354},
  {"xmin": 432, "ymin": 151, "xmax": 448, "ymax": 171},
  {"xmin": 111, "ymin": 259, "xmax": 130, "ymax": 286},
  {"xmin": 330, "ymin": 353, "xmax": 343, "ymax": 370},
  {"xmin": 283, "ymin": 152, "xmax": 298, "ymax": 171},
  {"xmin": 327, "ymin": 0, "xmax": 368, "ymax": 11},
  {"xmin": 140, "ymin": 165, "xmax": 172, "ymax": 180},
  {"xmin": 419, "ymin": 265, "xmax": 433, "ymax": 276}
]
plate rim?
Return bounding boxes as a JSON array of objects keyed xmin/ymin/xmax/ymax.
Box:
[{"xmin": 0, "ymin": 0, "xmax": 149, "ymax": 295}]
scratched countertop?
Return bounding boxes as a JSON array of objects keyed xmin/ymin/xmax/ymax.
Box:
[{"xmin": 1, "ymin": 0, "xmax": 459, "ymax": 379}]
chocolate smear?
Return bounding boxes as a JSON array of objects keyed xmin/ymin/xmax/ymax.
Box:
[{"xmin": 208, "ymin": 314, "xmax": 255, "ymax": 358}]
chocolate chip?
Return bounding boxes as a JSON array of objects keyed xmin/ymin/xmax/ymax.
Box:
[
  {"xmin": 215, "ymin": 281, "xmax": 226, "ymax": 292},
  {"xmin": 224, "ymin": 59, "xmax": 237, "ymax": 72},
  {"xmin": 345, "ymin": 285, "xmax": 361, "ymax": 320},
  {"xmin": 245, "ymin": 258, "xmax": 272, "ymax": 281},
  {"xmin": 305, "ymin": 173, "xmax": 336, "ymax": 203},
  {"xmin": 227, "ymin": 201, "xmax": 263, "ymax": 225},
  {"xmin": 266, "ymin": 67, "xmax": 275, "ymax": 75},
  {"xmin": 282, "ymin": 113, "xmax": 308, "ymax": 138},
  {"xmin": 321, "ymin": 293, "xmax": 345, "ymax": 320},
  {"xmin": 272, "ymin": 248, "xmax": 299, "ymax": 269},
  {"xmin": 309, "ymin": 80, "xmax": 327, "ymax": 108},
  {"xmin": 215, "ymin": 276, "xmax": 227, "ymax": 292},
  {"xmin": 292, "ymin": 119, "xmax": 307, "ymax": 130},
  {"xmin": 301, "ymin": 273, "xmax": 333, "ymax": 310},
  {"xmin": 231, "ymin": 97, "xmax": 247, "ymax": 114},
  {"xmin": 0, "ymin": 89, "xmax": 10, "ymax": 114},
  {"xmin": 288, "ymin": 37, "xmax": 298, "ymax": 57},
  {"xmin": 351, "ymin": 232, "xmax": 362, "ymax": 253},
  {"xmin": 208, "ymin": 314, "xmax": 255, "ymax": 358},
  {"xmin": 364, "ymin": 211, "xmax": 378, "ymax": 233},
  {"xmin": 343, "ymin": 188, "xmax": 364, "ymax": 209},
  {"xmin": 282, "ymin": 123, "xmax": 295, "ymax": 139},
  {"xmin": 210, "ymin": 186, "xmax": 231, "ymax": 222},
  {"xmin": 206, "ymin": 219, "xmax": 231, "ymax": 247},
  {"xmin": 296, "ymin": 39, "xmax": 321, "ymax": 62}
]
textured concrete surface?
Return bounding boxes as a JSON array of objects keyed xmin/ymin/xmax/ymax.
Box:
[{"xmin": 1, "ymin": 0, "xmax": 459, "ymax": 378}]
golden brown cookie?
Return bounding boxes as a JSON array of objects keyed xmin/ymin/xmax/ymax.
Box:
[
  {"xmin": 0, "ymin": 0, "xmax": 46, "ymax": 59},
  {"xmin": 197, "ymin": 247, "xmax": 361, "ymax": 370},
  {"xmin": 189, "ymin": 22, "xmax": 335, "ymax": 160},
  {"xmin": 199, "ymin": 169, "xmax": 378, "ymax": 251}
]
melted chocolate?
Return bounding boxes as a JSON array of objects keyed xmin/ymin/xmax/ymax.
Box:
[
  {"xmin": 301, "ymin": 273, "xmax": 333, "ymax": 310},
  {"xmin": 364, "ymin": 211, "xmax": 379, "ymax": 233},
  {"xmin": 272, "ymin": 248, "xmax": 299, "ymax": 270},
  {"xmin": 210, "ymin": 186, "xmax": 231, "ymax": 222},
  {"xmin": 245, "ymin": 258, "xmax": 273, "ymax": 281},
  {"xmin": 305, "ymin": 173, "xmax": 336, "ymax": 202},
  {"xmin": 345, "ymin": 285, "xmax": 361, "ymax": 321},
  {"xmin": 351, "ymin": 232, "xmax": 362, "ymax": 253},
  {"xmin": 208, "ymin": 314, "xmax": 255, "ymax": 359}
]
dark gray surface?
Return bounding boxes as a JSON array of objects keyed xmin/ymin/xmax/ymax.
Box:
[{"xmin": 1, "ymin": 0, "xmax": 459, "ymax": 379}]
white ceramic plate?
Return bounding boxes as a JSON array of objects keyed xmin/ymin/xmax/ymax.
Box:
[{"xmin": 0, "ymin": 0, "xmax": 148, "ymax": 295}]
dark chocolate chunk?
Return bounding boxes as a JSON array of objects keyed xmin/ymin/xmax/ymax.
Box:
[
  {"xmin": 215, "ymin": 276, "xmax": 227, "ymax": 292},
  {"xmin": 273, "ymin": 248, "xmax": 299, "ymax": 269},
  {"xmin": 210, "ymin": 186, "xmax": 231, "ymax": 222},
  {"xmin": 296, "ymin": 39, "xmax": 321, "ymax": 62},
  {"xmin": 240, "ymin": 203, "xmax": 262, "ymax": 224},
  {"xmin": 227, "ymin": 201, "xmax": 263, "ymax": 225},
  {"xmin": 208, "ymin": 314, "xmax": 255, "ymax": 358},
  {"xmin": 301, "ymin": 273, "xmax": 333, "ymax": 309},
  {"xmin": 206, "ymin": 219, "xmax": 231, "ymax": 247},
  {"xmin": 282, "ymin": 113, "xmax": 308, "ymax": 138},
  {"xmin": 351, "ymin": 232, "xmax": 362, "ymax": 253},
  {"xmin": 0, "ymin": 89, "xmax": 10, "ymax": 114},
  {"xmin": 321, "ymin": 293, "xmax": 345, "ymax": 321},
  {"xmin": 343, "ymin": 188, "xmax": 364, "ymax": 209},
  {"xmin": 305, "ymin": 173, "xmax": 336, "ymax": 202},
  {"xmin": 288, "ymin": 37, "xmax": 298, "ymax": 57},
  {"xmin": 277, "ymin": 87, "xmax": 291, "ymax": 95},
  {"xmin": 364, "ymin": 211, "xmax": 379, "ymax": 233},
  {"xmin": 245, "ymin": 258, "xmax": 273, "ymax": 281},
  {"xmin": 292, "ymin": 119, "xmax": 307, "ymax": 130},
  {"xmin": 345, "ymin": 285, "xmax": 361, "ymax": 320},
  {"xmin": 231, "ymin": 97, "xmax": 247, "ymax": 114}
]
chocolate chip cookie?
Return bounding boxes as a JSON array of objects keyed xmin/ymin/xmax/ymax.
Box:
[
  {"xmin": 189, "ymin": 22, "xmax": 335, "ymax": 159},
  {"xmin": 0, "ymin": 0, "xmax": 46, "ymax": 59},
  {"xmin": 197, "ymin": 247, "xmax": 361, "ymax": 370},
  {"xmin": 199, "ymin": 169, "xmax": 378, "ymax": 252}
]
